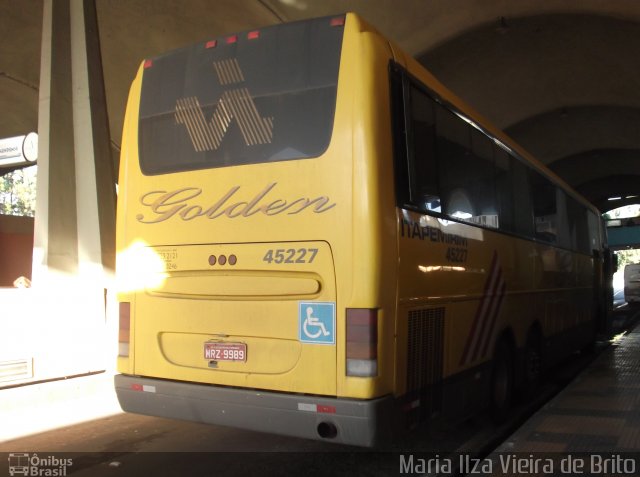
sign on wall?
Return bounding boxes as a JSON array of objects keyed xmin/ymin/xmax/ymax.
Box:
[{"xmin": 0, "ymin": 133, "xmax": 38, "ymax": 168}]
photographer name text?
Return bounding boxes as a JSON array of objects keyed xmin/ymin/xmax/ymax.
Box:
[{"xmin": 399, "ymin": 454, "xmax": 636, "ymax": 475}]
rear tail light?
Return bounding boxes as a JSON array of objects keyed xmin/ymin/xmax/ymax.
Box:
[
  {"xmin": 346, "ymin": 308, "xmax": 378, "ymax": 377},
  {"xmin": 119, "ymin": 302, "xmax": 131, "ymax": 357}
]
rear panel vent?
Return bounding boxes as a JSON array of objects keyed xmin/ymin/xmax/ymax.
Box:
[{"xmin": 407, "ymin": 307, "xmax": 444, "ymax": 417}]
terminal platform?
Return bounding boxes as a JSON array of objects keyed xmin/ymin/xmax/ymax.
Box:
[{"xmin": 495, "ymin": 317, "xmax": 640, "ymax": 453}]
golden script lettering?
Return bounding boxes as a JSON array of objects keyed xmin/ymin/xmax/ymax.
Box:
[{"xmin": 136, "ymin": 182, "xmax": 336, "ymax": 224}]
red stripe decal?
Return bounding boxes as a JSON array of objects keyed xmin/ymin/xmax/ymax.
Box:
[
  {"xmin": 468, "ymin": 257, "xmax": 502, "ymax": 362},
  {"xmin": 459, "ymin": 252, "xmax": 499, "ymax": 365},
  {"xmin": 461, "ymin": 251, "xmax": 508, "ymax": 365},
  {"xmin": 471, "ymin": 267, "xmax": 504, "ymax": 363},
  {"xmin": 479, "ymin": 280, "xmax": 507, "ymax": 359}
]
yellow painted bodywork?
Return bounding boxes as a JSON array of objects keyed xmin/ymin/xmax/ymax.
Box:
[
  {"xmin": 117, "ymin": 14, "xmax": 397, "ymax": 399},
  {"xmin": 117, "ymin": 13, "xmax": 599, "ymax": 402},
  {"xmin": 389, "ymin": 47, "xmax": 599, "ymax": 397}
]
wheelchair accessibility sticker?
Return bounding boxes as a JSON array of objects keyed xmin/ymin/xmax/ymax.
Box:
[{"xmin": 299, "ymin": 302, "xmax": 335, "ymax": 345}]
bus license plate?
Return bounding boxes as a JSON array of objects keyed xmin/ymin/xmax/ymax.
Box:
[{"xmin": 204, "ymin": 342, "xmax": 247, "ymax": 362}]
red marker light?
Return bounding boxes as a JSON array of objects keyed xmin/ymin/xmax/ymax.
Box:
[
  {"xmin": 346, "ymin": 308, "xmax": 378, "ymax": 377},
  {"xmin": 118, "ymin": 302, "xmax": 130, "ymax": 357},
  {"xmin": 205, "ymin": 40, "xmax": 217, "ymax": 49},
  {"xmin": 143, "ymin": 59, "xmax": 153, "ymax": 69},
  {"xmin": 330, "ymin": 16, "xmax": 345, "ymax": 27},
  {"xmin": 247, "ymin": 30, "xmax": 260, "ymax": 40},
  {"xmin": 226, "ymin": 35, "xmax": 238, "ymax": 44}
]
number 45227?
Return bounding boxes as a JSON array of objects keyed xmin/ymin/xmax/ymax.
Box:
[{"xmin": 263, "ymin": 248, "xmax": 318, "ymax": 264}]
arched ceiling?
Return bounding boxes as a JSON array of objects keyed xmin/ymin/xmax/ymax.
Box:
[
  {"xmin": 1, "ymin": 0, "xmax": 639, "ymax": 213},
  {"xmin": 420, "ymin": 12, "xmax": 640, "ymax": 212}
]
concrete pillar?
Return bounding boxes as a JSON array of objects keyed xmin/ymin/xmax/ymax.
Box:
[
  {"xmin": 33, "ymin": 0, "xmax": 115, "ymax": 290},
  {"xmin": 33, "ymin": 0, "xmax": 77, "ymax": 279},
  {"xmin": 27, "ymin": 0, "xmax": 116, "ymax": 378}
]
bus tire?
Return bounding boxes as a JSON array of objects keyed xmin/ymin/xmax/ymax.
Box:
[
  {"xmin": 522, "ymin": 329, "xmax": 544, "ymax": 394},
  {"xmin": 490, "ymin": 339, "xmax": 513, "ymax": 423}
]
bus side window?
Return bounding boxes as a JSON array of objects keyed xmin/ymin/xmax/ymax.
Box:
[
  {"xmin": 434, "ymin": 105, "xmax": 498, "ymax": 226},
  {"xmin": 495, "ymin": 147, "xmax": 516, "ymax": 233},
  {"xmin": 467, "ymin": 127, "xmax": 498, "ymax": 228},
  {"xmin": 511, "ymin": 158, "xmax": 534, "ymax": 237},
  {"xmin": 566, "ymin": 195, "xmax": 590, "ymax": 254},
  {"xmin": 389, "ymin": 65, "xmax": 410, "ymax": 206},
  {"xmin": 435, "ymin": 105, "xmax": 473, "ymax": 219},
  {"xmin": 408, "ymin": 85, "xmax": 440, "ymax": 212},
  {"xmin": 555, "ymin": 189, "xmax": 572, "ymax": 249},
  {"xmin": 587, "ymin": 210, "xmax": 601, "ymax": 251},
  {"xmin": 529, "ymin": 169, "xmax": 557, "ymax": 243}
]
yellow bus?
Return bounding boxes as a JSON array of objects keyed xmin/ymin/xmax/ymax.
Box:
[{"xmin": 114, "ymin": 13, "xmax": 607, "ymax": 447}]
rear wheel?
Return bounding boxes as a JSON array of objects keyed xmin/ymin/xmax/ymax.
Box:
[
  {"xmin": 490, "ymin": 339, "xmax": 513, "ymax": 423},
  {"xmin": 523, "ymin": 330, "xmax": 543, "ymax": 392}
]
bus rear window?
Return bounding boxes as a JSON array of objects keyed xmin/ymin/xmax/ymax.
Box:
[{"xmin": 138, "ymin": 16, "xmax": 344, "ymax": 175}]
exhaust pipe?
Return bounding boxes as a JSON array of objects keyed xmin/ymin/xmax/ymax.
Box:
[{"xmin": 317, "ymin": 421, "xmax": 338, "ymax": 439}]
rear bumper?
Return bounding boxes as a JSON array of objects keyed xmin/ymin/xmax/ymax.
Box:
[{"xmin": 114, "ymin": 374, "xmax": 395, "ymax": 447}]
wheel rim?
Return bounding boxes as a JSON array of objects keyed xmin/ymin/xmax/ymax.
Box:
[
  {"xmin": 526, "ymin": 347, "xmax": 541, "ymax": 382},
  {"xmin": 493, "ymin": 358, "xmax": 509, "ymax": 407}
]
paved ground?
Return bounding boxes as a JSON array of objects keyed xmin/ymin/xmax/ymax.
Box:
[
  {"xmin": 1, "ymin": 307, "xmax": 636, "ymax": 476},
  {"xmin": 0, "ymin": 372, "xmax": 121, "ymax": 443},
  {"xmin": 0, "ymin": 373, "xmax": 471, "ymax": 476},
  {"xmin": 494, "ymin": 321, "xmax": 640, "ymax": 453}
]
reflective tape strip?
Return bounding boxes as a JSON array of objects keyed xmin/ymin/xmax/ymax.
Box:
[{"xmin": 297, "ymin": 403, "xmax": 336, "ymax": 413}]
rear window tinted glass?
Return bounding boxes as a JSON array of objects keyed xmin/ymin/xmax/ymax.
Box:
[{"xmin": 138, "ymin": 16, "xmax": 344, "ymax": 175}]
